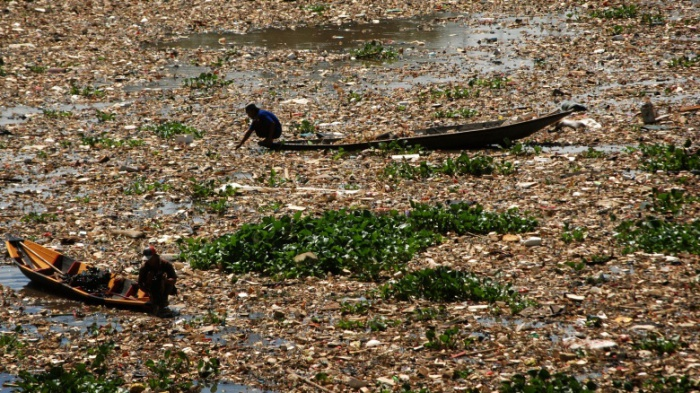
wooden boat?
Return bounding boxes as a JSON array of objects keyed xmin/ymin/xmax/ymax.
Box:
[
  {"xmin": 4, "ymin": 236, "xmax": 151, "ymax": 311},
  {"xmin": 269, "ymin": 109, "xmax": 575, "ymax": 151}
]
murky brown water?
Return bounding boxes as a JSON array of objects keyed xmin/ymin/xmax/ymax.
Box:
[{"xmin": 149, "ymin": 13, "xmax": 571, "ymax": 53}]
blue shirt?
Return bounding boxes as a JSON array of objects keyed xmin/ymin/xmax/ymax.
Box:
[{"xmin": 249, "ymin": 110, "xmax": 282, "ymax": 138}]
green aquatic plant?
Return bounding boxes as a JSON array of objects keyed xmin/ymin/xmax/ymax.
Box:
[
  {"xmin": 95, "ymin": 110, "xmax": 115, "ymax": 122},
  {"xmin": 669, "ymin": 55, "xmax": 699, "ymax": 68},
  {"xmin": 589, "ymin": 4, "xmax": 637, "ymax": 19},
  {"xmin": 17, "ymin": 342, "xmax": 122, "ymax": 393},
  {"xmin": 379, "ymin": 267, "xmax": 534, "ymax": 313},
  {"xmin": 124, "ymin": 177, "xmax": 172, "ymax": 195},
  {"xmin": 42, "ymin": 109, "xmax": 72, "ymax": 118},
  {"xmin": 383, "ymin": 152, "xmax": 513, "ymax": 180},
  {"xmin": 501, "ymin": 368, "xmax": 597, "ymax": 392},
  {"xmin": 182, "ymin": 72, "xmax": 233, "ymax": 89},
  {"xmin": 351, "ymin": 40, "xmax": 398, "ymax": 61},
  {"xmin": 69, "ymin": 83, "xmax": 105, "ymax": 98},
  {"xmin": 468, "ymin": 75, "xmax": 510, "ymax": 89},
  {"xmin": 561, "ymin": 223, "xmax": 587, "ymax": 243},
  {"xmin": 615, "ymin": 217, "xmax": 700, "ymax": 255},
  {"xmin": 180, "ymin": 202, "xmax": 538, "ymax": 280},
  {"xmin": 21, "ymin": 212, "xmax": 58, "ymax": 224},
  {"xmin": 579, "ymin": 147, "xmax": 607, "ymax": 159},
  {"xmin": 637, "ymin": 142, "xmax": 700, "ymax": 171},
  {"xmin": 634, "ymin": 333, "xmax": 685, "ymax": 355}
]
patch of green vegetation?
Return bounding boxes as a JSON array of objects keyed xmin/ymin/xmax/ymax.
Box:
[
  {"xmin": 376, "ymin": 140, "xmax": 425, "ymax": 155},
  {"xmin": 206, "ymin": 198, "xmax": 228, "ymax": 215},
  {"xmin": 634, "ymin": 333, "xmax": 685, "ymax": 355},
  {"xmin": 635, "ymin": 375, "xmax": 699, "ymax": 392},
  {"xmin": 579, "ymin": 147, "xmax": 607, "ymax": 159},
  {"xmin": 561, "ymin": 223, "xmax": 587, "ymax": 243},
  {"xmin": 21, "ymin": 212, "xmax": 58, "ymax": 224},
  {"xmin": 0, "ymin": 333, "xmax": 25, "ymax": 354},
  {"xmin": 347, "ymin": 90, "xmax": 363, "ymax": 103},
  {"xmin": 305, "ymin": 4, "xmax": 328, "ymax": 14},
  {"xmin": 36, "ymin": 150, "xmax": 48, "ymax": 159},
  {"xmin": 69, "ymin": 83, "xmax": 105, "ymax": 98},
  {"xmin": 669, "ymin": 55, "xmax": 699, "ymax": 68},
  {"xmin": 336, "ymin": 319, "xmax": 365, "ymax": 330},
  {"xmin": 506, "ymin": 142, "xmax": 542, "ymax": 156},
  {"xmin": 351, "ymin": 40, "xmax": 398, "ymax": 61},
  {"xmin": 380, "ymin": 267, "xmax": 534, "ymax": 313},
  {"xmin": 42, "ymin": 109, "xmax": 72, "ymax": 118},
  {"xmin": 637, "ymin": 142, "xmax": 700, "ymax": 172},
  {"xmin": 641, "ymin": 12, "xmax": 665, "ymax": 26},
  {"xmin": 368, "ymin": 316, "xmax": 400, "ymax": 331},
  {"xmin": 616, "ymin": 217, "xmax": 700, "ymax": 254},
  {"xmin": 292, "ymin": 118, "xmax": 316, "ymax": 135},
  {"xmin": 96, "ymin": 110, "xmax": 115, "ymax": 122},
  {"xmin": 180, "ymin": 202, "xmax": 537, "ymax": 280},
  {"xmin": 124, "ymin": 177, "xmax": 172, "ymax": 195},
  {"xmin": 565, "ymin": 261, "xmax": 587, "ymax": 272},
  {"xmin": 255, "ymin": 167, "xmax": 287, "ymax": 187},
  {"xmin": 411, "ymin": 306, "xmax": 448, "ymax": 322},
  {"xmin": 647, "ymin": 187, "xmax": 696, "ymax": 215},
  {"xmin": 146, "ymin": 350, "xmax": 193, "ymax": 391},
  {"xmin": 80, "ymin": 134, "xmax": 141, "ymax": 149},
  {"xmin": 433, "ymin": 108, "xmax": 478, "ymax": 119},
  {"xmin": 430, "ymin": 86, "xmax": 480, "ymax": 100},
  {"xmin": 144, "ymin": 121, "xmax": 204, "ymax": 139},
  {"xmin": 424, "ymin": 326, "xmax": 474, "ymax": 350},
  {"xmin": 17, "ymin": 342, "xmax": 122, "ymax": 393},
  {"xmin": 384, "ymin": 152, "xmax": 513, "ymax": 180},
  {"xmin": 28, "ymin": 65, "xmax": 46, "ymax": 73},
  {"xmin": 589, "ymin": 4, "xmax": 637, "ymax": 19},
  {"xmin": 468, "ymin": 75, "xmax": 510, "ymax": 89},
  {"xmin": 182, "ymin": 72, "xmax": 233, "ymax": 89},
  {"xmin": 189, "ymin": 178, "xmax": 237, "ymax": 200},
  {"xmin": 341, "ymin": 300, "xmax": 371, "ymax": 315},
  {"xmin": 409, "ymin": 202, "xmax": 538, "ymax": 234},
  {"xmin": 59, "ymin": 140, "xmax": 72, "ymax": 148},
  {"xmin": 501, "ymin": 368, "xmax": 597, "ymax": 393},
  {"xmin": 610, "ymin": 25, "xmax": 625, "ymax": 35}
]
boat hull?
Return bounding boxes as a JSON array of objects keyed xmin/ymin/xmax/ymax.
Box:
[
  {"xmin": 269, "ymin": 110, "xmax": 574, "ymax": 151},
  {"xmin": 5, "ymin": 237, "xmax": 151, "ymax": 311}
]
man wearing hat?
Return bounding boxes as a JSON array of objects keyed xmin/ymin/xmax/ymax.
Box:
[
  {"xmin": 138, "ymin": 245, "xmax": 177, "ymax": 316},
  {"xmin": 235, "ymin": 103, "xmax": 282, "ymax": 149}
]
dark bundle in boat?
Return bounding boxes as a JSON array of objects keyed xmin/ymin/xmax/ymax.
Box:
[{"xmin": 67, "ymin": 266, "xmax": 111, "ymax": 294}]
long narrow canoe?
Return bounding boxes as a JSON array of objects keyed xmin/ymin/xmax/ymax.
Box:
[
  {"xmin": 269, "ymin": 109, "xmax": 575, "ymax": 151},
  {"xmin": 4, "ymin": 236, "xmax": 151, "ymax": 311}
]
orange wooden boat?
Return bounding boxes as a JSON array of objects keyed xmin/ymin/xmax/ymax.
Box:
[{"xmin": 4, "ymin": 236, "xmax": 151, "ymax": 311}]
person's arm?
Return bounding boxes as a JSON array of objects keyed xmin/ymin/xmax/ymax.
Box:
[
  {"xmin": 137, "ymin": 265, "xmax": 149, "ymax": 293},
  {"xmin": 235, "ymin": 127, "xmax": 255, "ymax": 150},
  {"xmin": 165, "ymin": 263, "xmax": 177, "ymax": 285}
]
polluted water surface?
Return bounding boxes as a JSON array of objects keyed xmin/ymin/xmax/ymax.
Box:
[{"xmin": 138, "ymin": 12, "xmax": 577, "ymax": 92}]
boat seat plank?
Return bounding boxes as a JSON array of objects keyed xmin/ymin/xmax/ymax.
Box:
[{"xmin": 66, "ymin": 261, "xmax": 87, "ymax": 275}]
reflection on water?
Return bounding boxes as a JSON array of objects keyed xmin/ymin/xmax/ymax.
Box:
[
  {"xmin": 0, "ymin": 373, "xmax": 17, "ymax": 393},
  {"xmin": 150, "ymin": 13, "xmax": 572, "ymax": 53}
]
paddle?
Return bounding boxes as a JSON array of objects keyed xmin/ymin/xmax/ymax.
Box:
[{"xmin": 19, "ymin": 241, "xmax": 68, "ymax": 279}]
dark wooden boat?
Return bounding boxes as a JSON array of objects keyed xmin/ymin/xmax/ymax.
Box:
[
  {"xmin": 4, "ymin": 236, "xmax": 151, "ymax": 311},
  {"xmin": 269, "ymin": 109, "xmax": 575, "ymax": 151}
]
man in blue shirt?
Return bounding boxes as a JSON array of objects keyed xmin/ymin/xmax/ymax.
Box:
[{"xmin": 235, "ymin": 103, "xmax": 282, "ymax": 149}]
